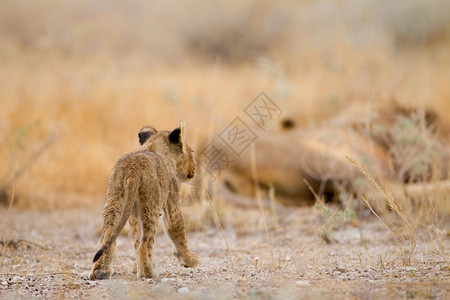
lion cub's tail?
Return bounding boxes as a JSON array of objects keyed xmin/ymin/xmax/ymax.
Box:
[{"xmin": 93, "ymin": 177, "xmax": 138, "ymax": 263}]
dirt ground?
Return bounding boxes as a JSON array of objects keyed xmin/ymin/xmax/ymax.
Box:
[{"xmin": 0, "ymin": 205, "xmax": 448, "ymax": 300}]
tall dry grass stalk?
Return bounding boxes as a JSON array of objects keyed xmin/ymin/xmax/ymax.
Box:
[
  {"xmin": 250, "ymin": 143, "xmax": 274, "ymax": 264},
  {"xmin": 346, "ymin": 156, "xmax": 416, "ymax": 266},
  {"xmin": 284, "ymin": 203, "xmax": 339, "ymax": 269},
  {"xmin": 199, "ymin": 178, "xmax": 234, "ymax": 271},
  {"xmin": 426, "ymin": 196, "xmax": 447, "ymax": 258},
  {"xmin": 1, "ymin": 188, "xmax": 16, "ymax": 272}
]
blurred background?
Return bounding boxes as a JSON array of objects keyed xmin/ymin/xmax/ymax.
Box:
[{"xmin": 1, "ymin": 0, "xmax": 450, "ymax": 210}]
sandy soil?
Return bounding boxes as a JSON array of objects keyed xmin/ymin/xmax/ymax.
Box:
[{"xmin": 0, "ymin": 206, "xmax": 449, "ymax": 299}]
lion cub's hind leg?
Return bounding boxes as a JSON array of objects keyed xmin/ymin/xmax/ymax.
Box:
[
  {"xmin": 135, "ymin": 196, "xmax": 160, "ymax": 278},
  {"xmin": 163, "ymin": 199, "xmax": 198, "ymax": 268},
  {"xmin": 129, "ymin": 208, "xmax": 140, "ymax": 274}
]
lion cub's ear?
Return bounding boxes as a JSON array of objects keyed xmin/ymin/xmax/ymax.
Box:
[
  {"xmin": 138, "ymin": 126, "xmax": 158, "ymax": 145},
  {"xmin": 168, "ymin": 121, "xmax": 185, "ymax": 144}
]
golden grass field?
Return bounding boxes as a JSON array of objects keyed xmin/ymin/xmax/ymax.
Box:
[{"xmin": 0, "ymin": 0, "xmax": 449, "ymax": 299}]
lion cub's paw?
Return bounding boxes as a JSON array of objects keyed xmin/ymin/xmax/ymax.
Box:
[
  {"xmin": 89, "ymin": 269, "xmax": 110, "ymax": 280},
  {"xmin": 175, "ymin": 250, "xmax": 198, "ymax": 268},
  {"xmin": 137, "ymin": 265, "xmax": 158, "ymax": 279}
]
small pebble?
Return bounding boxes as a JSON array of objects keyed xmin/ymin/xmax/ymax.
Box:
[
  {"xmin": 178, "ymin": 287, "xmax": 189, "ymax": 294},
  {"xmin": 296, "ymin": 280, "xmax": 310, "ymax": 286}
]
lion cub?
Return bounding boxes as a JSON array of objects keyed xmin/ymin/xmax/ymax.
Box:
[{"xmin": 89, "ymin": 122, "xmax": 198, "ymax": 280}]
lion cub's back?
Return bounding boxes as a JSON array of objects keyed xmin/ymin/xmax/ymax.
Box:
[{"xmin": 108, "ymin": 151, "xmax": 172, "ymax": 192}]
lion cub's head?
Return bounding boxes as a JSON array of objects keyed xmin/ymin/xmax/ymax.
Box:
[{"xmin": 138, "ymin": 122, "xmax": 195, "ymax": 182}]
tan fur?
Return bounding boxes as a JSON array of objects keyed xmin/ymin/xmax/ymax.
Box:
[
  {"xmin": 89, "ymin": 122, "xmax": 198, "ymax": 280},
  {"xmin": 196, "ymin": 104, "xmax": 450, "ymax": 207}
]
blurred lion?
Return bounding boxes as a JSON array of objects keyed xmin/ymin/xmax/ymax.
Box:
[{"xmin": 196, "ymin": 103, "xmax": 450, "ymax": 207}]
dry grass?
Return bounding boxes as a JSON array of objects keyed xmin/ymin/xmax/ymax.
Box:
[
  {"xmin": 347, "ymin": 156, "xmax": 417, "ymax": 266},
  {"xmin": 1, "ymin": 56, "xmax": 449, "ymax": 210}
]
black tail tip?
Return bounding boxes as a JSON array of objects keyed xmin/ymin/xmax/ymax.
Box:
[{"xmin": 93, "ymin": 249, "xmax": 104, "ymax": 263}]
